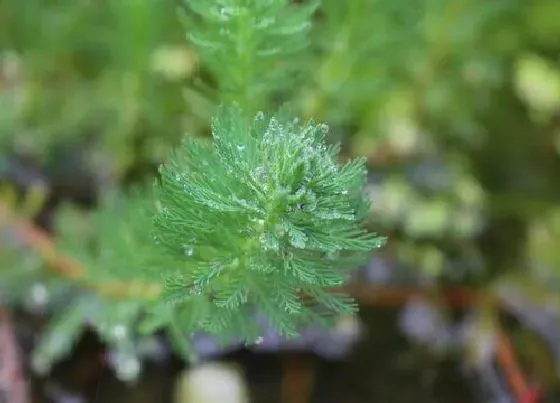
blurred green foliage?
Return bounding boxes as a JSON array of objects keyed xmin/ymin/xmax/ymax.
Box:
[
  {"xmin": 0, "ymin": 0, "xmax": 560, "ymax": 384},
  {"xmin": 0, "ymin": 0, "xmax": 205, "ymax": 178}
]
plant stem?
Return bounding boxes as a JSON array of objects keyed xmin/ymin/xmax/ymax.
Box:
[{"xmin": 0, "ymin": 201, "xmax": 161, "ymax": 300}]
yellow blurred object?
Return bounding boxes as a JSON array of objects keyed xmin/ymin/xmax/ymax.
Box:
[
  {"xmin": 150, "ymin": 45, "xmax": 198, "ymax": 81},
  {"xmin": 514, "ymin": 54, "xmax": 560, "ymax": 121}
]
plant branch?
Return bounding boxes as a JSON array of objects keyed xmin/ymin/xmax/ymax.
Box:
[
  {"xmin": 0, "ymin": 299, "xmax": 30, "ymax": 403},
  {"xmin": 0, "ymin": 201, "xmax": 161, "ymax": 300}
]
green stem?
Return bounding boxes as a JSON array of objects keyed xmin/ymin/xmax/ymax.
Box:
[{"xmin": 233, "ymin": 8, "xmax": 254, "ymax": 113}]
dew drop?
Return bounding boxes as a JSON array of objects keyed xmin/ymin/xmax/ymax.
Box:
[
  {"xmin": 326, "ymin": 250, "xmax": 340, "ymax": 260},
  {"xmin": 184, "ymin": 245, "xmax": 194, "ymax": 256},
  {"xmin": 273, "ymin": 223, "xmax": 286, "ymax": 237},
  {"xmin": 219, "ymin": 7, "xmax": 232, "ymax": 21},
  {"xmin": 252, "ymin": 165, "xmax": 266, "ymax": 182},
  {"xmin": 319, "ymin": 123, "xmax": 329, "ymax": 134},
  {"xmin": 237, "ymin": 144, "xmax": 246, "ymax": 152},
  {"xmin": 260, "ymin": 232, "xmax": 280, "ymax": 252},
  {"xmin": 251, "ymin": 218, "xmax": 265, "ymax": 228},
  {"xmin": 289, "ymin": 229, "xmax": 308, "ymax": 249}
]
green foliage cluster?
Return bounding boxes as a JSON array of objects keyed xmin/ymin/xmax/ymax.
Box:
[
  {"xmin": 0, "ymin": 0, "xmax": 197, "ymax": 177},
  {"xmin": 180, "ymin": 0, "xmax": 319, "ymax": 113},
  {"xmin": 155, "ymin": 105, "xmax": 383, "ymax": 339},
  {"xmin": 1, "ymin": 0, "xmax": 560, "ymax": 386}
]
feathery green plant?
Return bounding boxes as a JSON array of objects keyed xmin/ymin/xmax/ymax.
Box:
[
  {"xmin": 180, "ymin": 0, "xmax": 319, "ymax": 113},
  {"xmin": 1, "ymin": 0, "xmax": 386, "ymax": 381},
  {"xmin": 151, "ymin": 0, "xmax": 384, "ymax": 342},
  {"xmin": 154, "ymin": 105, "xmax": 385, "ymax": 340}
]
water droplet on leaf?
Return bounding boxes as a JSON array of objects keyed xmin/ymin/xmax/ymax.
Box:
[
  {"xmin": 252, "ymin": 165, "xmax": 266, "ymax": 182},
  {"xmin": 260, "ymin": 232, "xmax": 280, "ymax": 252},
  {"xmin": 251, "ymin": 218, "xmax": 265, "ymax": 229},
  {"xmin": 326, "ymin": 250, "xmax": 340, "ymax": 260},
  {"xmin": 184, "ymin": 245, "xmax": 194, "ymax": 256},
  {"xmin": 289, "ymin": 229, "xmax": 308, "ymax": 249}
]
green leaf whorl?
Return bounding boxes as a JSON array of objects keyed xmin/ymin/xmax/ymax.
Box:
[{"xmin": 153, "ymin": 105, "xmax": 385, "ymax": 340}]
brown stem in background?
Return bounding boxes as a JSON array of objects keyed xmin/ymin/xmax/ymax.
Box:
[
  {"xmin": 281, "ymin": 354, "xmax": 315, "ymax": 403},
  {"xmin": 349, "ymin": 283, "xmax": 538, "ymax": 402},
  {"xmin": 496, "ymin": 330, "xmax": 533, "ymax": 402},
  {"xmin": 344, "ymin": 282, "xmax": 481, "ymax": 307},
  {"xmin": 0, "ymin": 301, "xmax": 30, "ymax": 403},
  {"xmin": 0, "ymin": 202, "xmax": 161, "ymax": 300}
]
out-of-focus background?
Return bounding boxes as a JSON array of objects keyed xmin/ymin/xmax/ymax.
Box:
[{"xmin": 0, "ymin": 0, "xmax": 560, "ymax": 402}]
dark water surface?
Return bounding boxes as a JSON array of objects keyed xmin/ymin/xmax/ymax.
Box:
[{"xmin": 20, "ymin": 307, "xmax": 475, "ymax": 403}]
